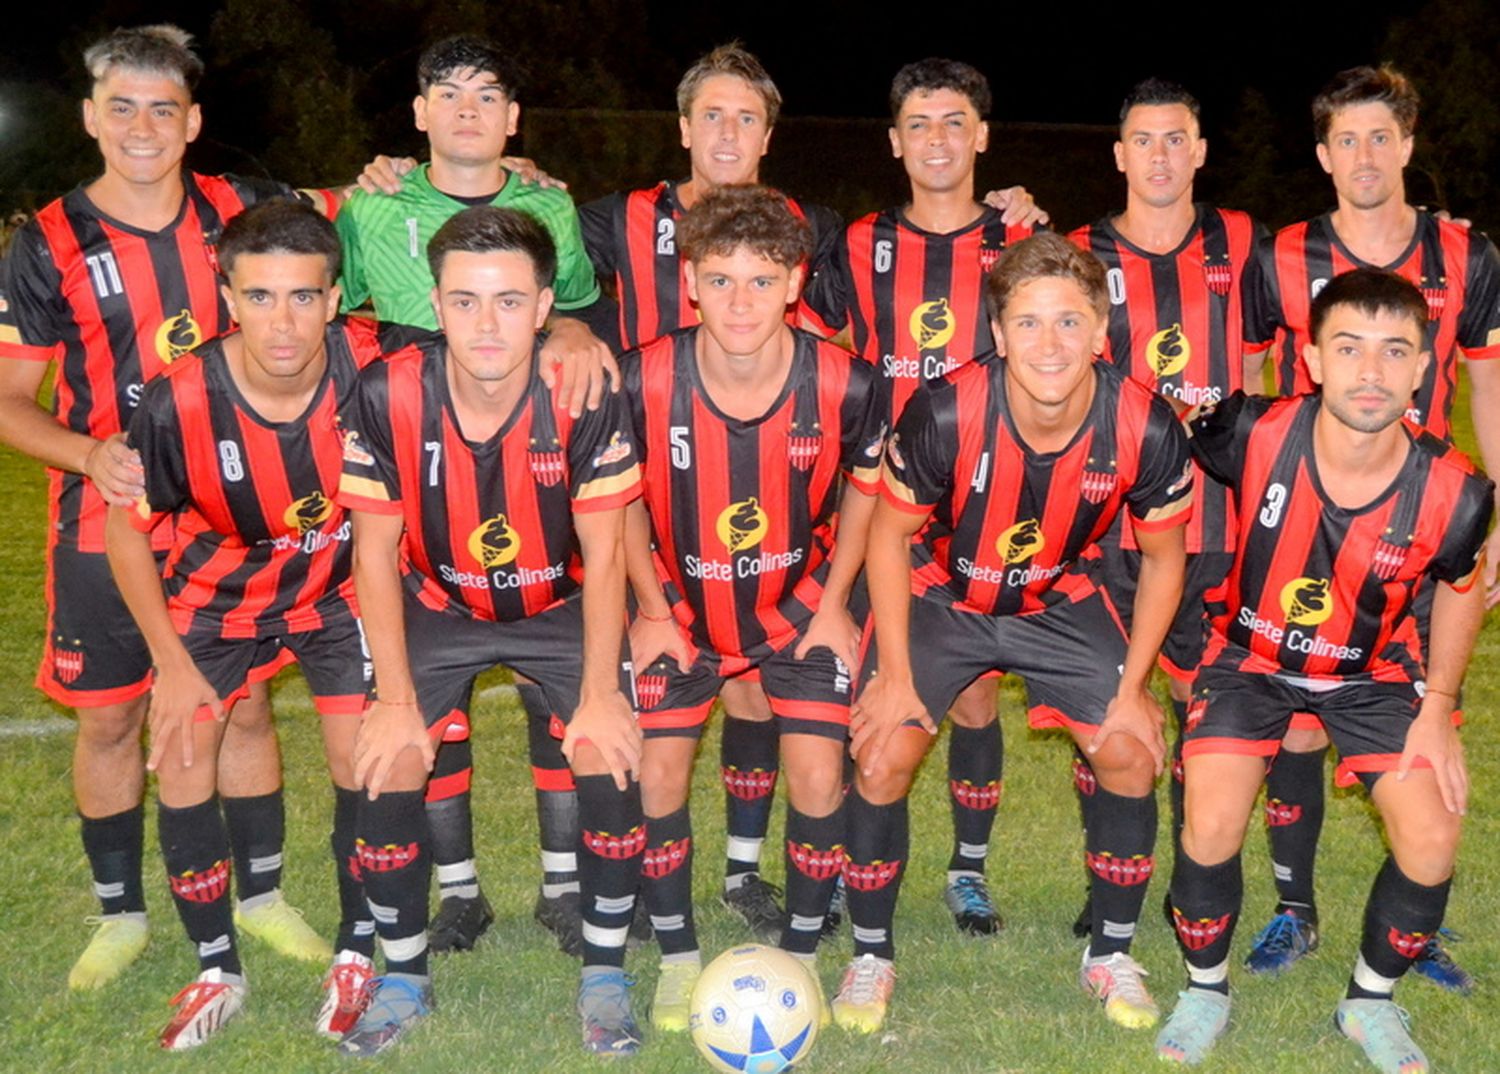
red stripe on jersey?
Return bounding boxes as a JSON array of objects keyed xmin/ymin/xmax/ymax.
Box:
[
  {"xmin": 439, "ymin": 410, "xmax": 493, "ymax": 621},
  {"xmin": 623, "ymin": 188, "xmax": 666, "ymax": 346},
  {"xmin": 1271, "ymin": 223, "xmax": 1314, "ymax": 394},
  {"xmin": 174, "ymin": 202, "xmax": 221, "ymax": 337},
  {"xmin": 230, "ymin": 408, "xmax": 297, "ymax": 630},
  {"xmin": 687, "ymin": 388, "xmax": 739, "ymax": 656}
]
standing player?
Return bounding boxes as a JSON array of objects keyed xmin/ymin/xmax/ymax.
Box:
[
  {"xmin": 0, "ymin": 24, "xmax": 339, "ymax": 990},
  {"xmin": 1239, "ymin": 65, "xmax": 1500, "ymax": 985},
  {"xmin": 799, "ymin": 58, "xmax": 1038, "ymax": 936},
  {"xmin": 337, "ymin": 206, "xmax": 645, "ymax": 1056},
  {"xmin": 845, "ymin": 233, "xmax": 1192, "ymax": 1033},
  {"xmin": 622, "ymin": 186, "xmax": 883, "ymax": 1031},
  {"xmin": 104, "ymin": 202, "xmax": 382, "ymax": 1048},
  {"xmin": 1156, "ymin": 270, "xmax": 1489, "ymax": 1072}
]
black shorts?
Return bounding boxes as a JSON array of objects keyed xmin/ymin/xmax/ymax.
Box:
[
  {"xmin": 38, "ymin": 543, "xmax": 153, "ymax": 707},
  {"xmin": 183, "ymin": 614, "xmax": 372, "ymax": 722},
  {"xmin": 1098, "ymin": 545, "xmax": 1232, "ymax": 683}
]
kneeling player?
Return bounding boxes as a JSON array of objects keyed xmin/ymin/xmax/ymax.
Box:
[
  {"xmin": 850, "ymin": 233, "xmax": 1192, "ymax": 1032},
  {"xmin": 105, "ymin": 202, "xmax": 383, "ymax": 1048},
  {"xmin": 622, "ymin": 186, "xmax": 882, "ymax": 1031},
  {"xmin": 1155, "ymin": 269, "xmax": 1490, "ymax": 1072},
  {"xmin": 339, "ymin": 206, "xmax": 644, "ymax": 1056}
]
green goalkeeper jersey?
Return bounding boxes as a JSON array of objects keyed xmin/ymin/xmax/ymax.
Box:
[{"xmin": 337, "ymin": 163, "xmax": 600, "ymax": 329}]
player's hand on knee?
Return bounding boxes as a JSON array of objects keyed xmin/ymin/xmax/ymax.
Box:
[
  {"xmin": 564, "ymin": 689, "xmax": 642, "ymax": 791},
  {"xmin": 146, "ymin": 658, "xmax": 223, "ymax": 772},
  {"xmin": 629, "ymin": 613, "xmax": 693, "ymax": 674},
  {"xmin": 540, "ymin": 319, "xmax": 620, "ymax": 418},
  {"xmin": 982, "ymin": 185, "xmax": 1050, "ymax": 228},
  {"xmin": 501, "ymin": 155, "xmax": 568, "ymax": 190},
  {"xmin": 849, "ymin": 674, "xmax": 934, "ymax": 775},
  {"xmin": 794, "ymin": 604, "xmax": 860, "ymax": 675},
  {"xmin": 1398, "ymin": 701, "xmax": 1469, "ymax": 815},
  {"xmin": 351, "ymin": 155, "xmax": 417, "ymax": 196},
  {"xmin": 85, "ymin": 433, "xmax": 144, "ymax": 506},
  {"xmin": 1089, "ymin": 686, "xmax": 1166, "ymax": 775},
  {"xmin": 353, "ymin": 699, "xmax": 435, "ymax": 800}
]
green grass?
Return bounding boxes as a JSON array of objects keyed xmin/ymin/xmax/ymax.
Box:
[{"xmin": 2, "ymin": 395, "xmax": 1499, "ymax": 1073}]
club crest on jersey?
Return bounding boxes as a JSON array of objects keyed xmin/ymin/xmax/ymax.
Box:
[
  {"xmin": 1372, "ymin": 536, "xmax": 1409, "ymax": 581},
  {"xmin": 950, "ymin": 779, "xmax": 1001, "ymax": 810},
  {"xmin": 467, "ymin": 514, "xmax": 521, "ymax": 568},
  {"xmin": 717, "ymin": 498, "xmax": 769, "ymax": 554},
  {"xmin": 1071, "ymin": 757, "xmax": 1097, "ymax": 796},
  {"xmin": 591, "ymin": 431, "xmax": 632, "ymax": 468},
  {"xmin": 170, "ymin": 859, "xmax": 231, "ymax": 903},
  {"xmin": 202, "ymin": 238, "xmax": 222, "ymax": 277},
  {"xmin": 354, "ymin": 839, "xmax": 419, "ymax": 873},
  {"xmin": 1080, "ymin": 467, "xmax": 1118, "ymax": 505},
  {"xmin": 843, "ymin": 858, "xmax": 902, "ymax": 891},
  {"xmin": 642, "ymin": 837, "xmax": 691, "ymax": 879},
  {"xmin": 908, "ymin": 297, "xmax": 955, "ymax": 351},
  {"xmin": 1421, "ymin": 279, "xmax": 1446, "ymax": 320},
  {"xmin": 340, "ymin": 426, "xmax": 374, "ymax": 467},
  {"xmin": 1086, "ymin": 852, "xmax": 1155, "ymax": 887},
  {"xmin": 155, "ymin": 308, "xmax": 203, "ymax": 363},
  {"xmin": 787, "ymin": 422, "xmax": 822, "ymax": 472},
  {"xmin": 1387, "ymin": 927, "xmax": 1429, "ymax": 959},
  {"xmin": 1280, "ymin": 577, "xmax": 1333, "ymax": 627},
  {"xmin": 1203, "ymin": 254, "xmax": 1233, "ymax": 297},
  {"xmin": 529, "ymin": 437, "xmax": 566, "ymax": 487},
  {"xmin": 1148, "ymin": 323, "xmax": 1191, "ymax": 379},
  {"xmin": 284, "ymin": 490, "xmax": 334, "ymax": 535},
  {"xmin": 787, "ymin": 840, "xmax": 846, "ymax": 881},
  {"xmin": 634, "ymin": 672, "xmax": 668, "ymax": 711},
  {"xmin": 1173, "ymin": 908, "xmax": 1232, "ymax": 951},
  {"xmin": 583, "ymin": 825, "xmax": 647, "ymax": 860},
  {"xmin": 1264, "ymin": 798, "xmax": 1302, "ymax": 827},
  {"xmin": 978, "ymin": 242, "xmax": 1004, "ymax": 275},
  {"xmin": 722, "ymin": 766, "xmax": 777, "ymax": 801},
  {"xmin": 995, "ymin": 518, "xmax": 1044, "ymax": 564},
  {"xmin": 54, "ymin": 646, "xmax": 85, "ymax": 684}
]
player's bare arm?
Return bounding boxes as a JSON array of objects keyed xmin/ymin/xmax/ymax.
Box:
[
  {"xmin": 624, "ymin": 499, "xmax": 693, "ymax": 673},
  {"xmin": 539, "ymin": 314, "xmax": 620, "ymax": 418},
  {"xmin": 794, "ymin": 484, "xmax": 876, "ymax": 672}
]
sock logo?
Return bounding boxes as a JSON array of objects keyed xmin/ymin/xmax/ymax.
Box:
[
  {"xmin": 1264, "ymin": 798, "xmax": 1303, "ymax": 826},
  {"xmin": 787, "ymin": 841, "xmax": 846, "ymax": 881},
  {"xmin": 1172, "ymin": 907, "xmax": 1232, "ymax": 951},
  {"xmin": 949, "ymin": 778, "xmax": 1001, "ymax": 810},
  {"xmin": 583, "ymin": 825, "xmax": 646, "ymax": 860},
  {"xmin": 1086, "ymin": 852, "xmax": 1155, "ymax": 886},
  {"xmin": 843, "ymin": 858, "xmax": 902, "ymax": 892},
  {"xmin": 635, "ymin": 673, "xmax": 668, "ymax": 712},
  {"xmin": 722, "ymin": 765, "xmax": 777, "ymax": 800},
  {"xmin": 1071, "ymin": 757, "xmax": 1097, "ymax": 797},
  {"xmin": 169, "ymin": 858, "xmax": 231, "ymax": 903},
  {"xmin": 1387, "ymin": 927, "xmax": 1429, "ymax": 960},
  {"xmin": 354, "ymin": 839, "xmax": 419, "ymax": 873},
  {"xmin": 642, "ymin": 837, "xmax": 691, "ymax": 879}
]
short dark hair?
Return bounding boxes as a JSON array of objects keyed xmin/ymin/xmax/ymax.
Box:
[
  {"xmin": 427, "ymin": 206, "xmax": 557, "ymax": 289},
  {"xmin": 889, "ymin": 58, "xmax": 991, "ymax": 121},
  {"xmin": 417, "ymin": 35, "xmax": 521, "ymax": 99},
  {"xmin": 1308, "ymin": 268, "xmax": 1428, "ymax": 341},
  {"xmin": 1312, "ymin": 65, "xmax": 1419, "ymax": 143},
  {"xmin": 218, "ymin": 199, "xmax": 342, "ymax": 281},
  {"xmin": 985, "ymin": 232, "xmax": 1109, "ymax": 322},
  {"xmin": 1119, "ymin": 77, "xmax": 1200, "ymax": 128},
  {"xmin": 677, "ymin": 185, "xmax": 811, "ymax": 270},
  {"xmin": 676, "ymin": 43, "xmax": 781, "ymax": 128},
  {"xmin": 84, "ymin": 24, "xmax": 203, "ymax": 94}
]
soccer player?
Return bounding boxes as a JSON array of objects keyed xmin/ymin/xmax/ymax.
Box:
[
  {"xmin": 846, "ymin": 233, "xmax": 1192, "ymax": 1033},
  {"xmin": 104, "ymin": 201, "xmax": 383, "ymax": 1048},
  {"xmin": 1239, "ymin": 65, "xmax": 1500, "ymax": 985},
  {"xmin": 0, "ymin": 24, "xmax": 340, "ymax": 990},
  {"xmin": 799, "ymin": 58, "xmax": 1039, "ymax": 937},
  {"xmin": 622, "ymin": 185, "xmax": 883, "ymax": 1031},
  {"xmin": 1155, "ymin": 269, "xmax": 1490, "ymax": 1073},
  {"xmin": 337, "ymin": 206, "xmax": 644, "ymax": 1056},
  {"xmin": 337, "ymin": 34, "xmax": 620, "ymax": 957}
]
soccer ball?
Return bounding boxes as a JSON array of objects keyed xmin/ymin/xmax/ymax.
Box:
[{"xmin": 689, "ymin": 944, "xmax": 820, "ymax": 1074}]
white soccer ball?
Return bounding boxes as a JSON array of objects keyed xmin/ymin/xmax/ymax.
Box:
[{"xmin": 689, "ymin": 944, "xmax": 821, "ymax": 1074}]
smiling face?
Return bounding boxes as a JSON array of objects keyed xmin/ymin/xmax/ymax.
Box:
[
  {"xmin": 993, "ymin": 275, "xmax": 1108, "ymax": 413},
  {"xmin": 1305, "ymin": 302, "xmax": 1429, "ymax": 433},
  {"xmin": 889, "ymin": 87, "xmax": 988, "ymax": 197},
  {"xmin": 687, "ymin": 246, "xmax": 803, "ymax": 362},
  {"xmin": 433, "ymin": 249, "xmax": 553, "ymax": 390},
  {"xmin": 82, "ymin": 68, "xmax": 200, "ymax": 188},
  {"xmin": 222, "ymin": 252, "xmax": 340, "ymax": 386},
  {"xmin": 414, "ymin": 65, "xmax": 518, "ymax": 168},
  {"xmin": 1115, "ymin": 103, "xmax": 1205, "ymax": 210},
  {"xmin": 1317, "ymin": 101, "xmax": 1413, "ymax": 212},
  {"xmin": 679, "ymin": 74, "xmax": 773, "ymax": 190}
]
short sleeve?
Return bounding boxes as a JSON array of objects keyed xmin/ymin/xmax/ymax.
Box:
[
  {"xmin": 880, "ymin": 382, "xmax": 953, "ymax": 515},
  {"xmin": 838, "ymin": 358, "xmax": 885, "ymax": 493},
  {"xmin": 0, "ymin": 225, "xmax": 68, "ymax": 361},
  {"xmin": 1429, "ymin": 476, "xmax": 1495, "ymax": 588},
  {"xmin": 577, "ymin": 193, "xmax": 620, "ymax": 280},
  {"xmin": 1456, "ymin": 232, "xmax": 1500, "ymax": 361},
  {"xmin": 125, "ymin": 380, "xmax": 189, "ymax": 532},
  {"xmin": 565, "ymin": 387, "xmax": 641, "ymax": 512},
  {"xmin": 1188, "ymin": 390, "xmax": 1258, "ymax": 490},
  {"xmin": 1126, "ymin": 395, "xmax": 1194, "ymax": 532},
  {"xmin": 547, "ymin": 196, "xmax": 604, "ymax": 312},
  {"xmin": 1241, "ymin": 235, "xmax": 1281, "ymax": 351},
  {"xmin": 336, "ymin": 362, "xmax": 403, "ymax": 514}
]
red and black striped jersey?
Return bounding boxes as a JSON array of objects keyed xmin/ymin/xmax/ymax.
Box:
[
  {"xmin": 126, "ymin": 317, "xmax": 382, "ymax": 639},
  {"xmin": 337, "ymin": 336, "xmax": 641, "ymax": 623},
  {"xmin": 1070, "ymin": 205, "xmax": 1266, "ymax": 556},
  {"xmin": 882, "ymin": 359, "xmax": 1193, "ymax": 618},
  {"xmin": 578, "ymin": 180, "xmax": 842, "ymax": 351},
  {"xmin": 0, "ymin": 173, "xmax": 322, "ymax": 552},
  {"xmin": 799, "ymin": 206, "xmax": 1034, "ymax": 424},
  {"xmin": 621, "ymin": 326, "xmax": 883, "ymax": 670},
  {"xmin": 1243, "ymin": 211, "xmax": 1500, "ymax": 438},
  {"xmin": 1191, "ymin": 392, "xmax": 1493, "ymax": 682}
]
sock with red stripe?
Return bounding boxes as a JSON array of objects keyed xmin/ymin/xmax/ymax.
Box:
[
  {"xmin": 1084, "ymin": 785, "xmax": 1156, "ymax": 957},
  {"xmin": 1264, "ymin": 745, "xmax": 1326, "ymax": 922},
  {"xmin": 575, "ymin": 774, "xmax": 644, "ymax": 969},
  {"xmin": 780, "ymin": 803, "xmax": 846, "ymax": 955},
  {"xmin": 1168, "ymin": 851, "xmax": 1241, "ymax": 995},
  {"xmin": 1347, "ymin": 857, "xmax": 1449, "ymax": 999},
  {"xmin": 642, "ymin": 806, "xmax": 697, "ymax": 958},
  {"xmin": 844, "ymin": 790, "xmax": 907, "ymax": 961},
  {"xmin": 160, "ymin": 796, "xmax": 240, "ymax": 975},
  {"xmin": 947, "ymin": 722, "xmax": 1002, "ymax": 876},
  {"xmin": 357, "ymin": 789, "xmax": 430, "ymax": 977},
  {"xmin": 720, "ymin": 715, "xmax": 778, "ymax": 890}
]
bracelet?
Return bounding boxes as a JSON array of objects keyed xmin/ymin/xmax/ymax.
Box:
[{"xmin": 638, "ymin": 609, "xmax": 673, "ymax": 623}]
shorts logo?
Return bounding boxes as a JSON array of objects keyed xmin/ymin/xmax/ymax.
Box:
[
  {"xmin": 787, "ymin": 841, "xmax": 846, "ymax": 881},
  {"xmin": 583, "ymin": 825, "xmax": 646, "ymax": 860},
  {"xmin": 1071, "ymin": 757, "xmax": 1097, "ymax": 796},
  {"xmin": 591, "ymin": 431, "xmax": 632, "ymax": 468},
  {"xmin": 843, "ymin": 858, "xmax": 902, "ymax": 892},
  {"xmin": 717, "ymin": 498, "xmax": 769, "ymax": 554},
  {"xmin": 1264, "ymin": 798, "xmax": 1302, "ymax": 826},
  {"xmin": 284, "ymin": 490, "xmax": 333, "ymax": 535},
  {"xmin": 1203, "ymin": 256, "xmax": 1233, "ymax": 297},
  {"xmin": 1171, "ymin": 754, "xmax": 1184, "ymax": 785},
  {"xmin": 1387, "ymin": 927, "xmax": 1429, "ymax": 960},
  {"xmin": 642, "ymin": 837, "xmax": 691, "ymax": 879},
  {"xmin": 155, "ymin": 308, "xmax": 203, "ymax": 363},
  {"xmin": 54, "ymin": 647, "xmax": 85, "ymax": 684},
  {"xmin": 1280, "ymin": 577, "xmax": 1333, "ymax": 627},
  {"xmin": 722, "ymin": 766, "xmax": 777, "ymax": 801},
  {"xmin": 886, "ymin": 433, "xmax": 905, "ymax": 470},
  {"xmin": 1080, "ymin": 468, "xmax": 1118, "ymax": 505},
  {"xmin": 170, "ymin": 859, "xmax": 231, "ymax": 903},
  {"xmin": 996, "ymin": 518, "xmax": 1044, "ymax": 564},
  {"xmin": 1185, "ymin": 696, "xmax": 1207, "ymax": 733},
  {"xmin": 1172, "ymin": 907, "xmax": 1232, "ymax": 951},
  {"xmin": 908, "ymin": 297, "xmax": 955, "ymax": 351},
  {"xmin": 787, "ymin": 422, "xmax": 822, "ymax": 472},
  {"xmin": 1085, "ymin": 852, "xmax": 1155, "ymax": 887},
  {"xmin": 634, "ymin": 672, "xmax": 668, "ymax": 711},
  {"xmin": 528, "ymin": 437, "xmax": 566, "ymax": 487},
  {"xmin": 467, "ymin": 515, "xmax": 521, "ymax": 568},
  {"xmin": 949, "ymin": 778, "xmax": 1001, "ymax": 810},
  {"xmin": 1420, "ymin": 280, "xmax": 1446, "ymax": 320},
  {"xmin": 1372, "ymin": 536, "xmax": 1408, "ymax": 581},
  {"xmin": 340, "ymin": 427, "xmax": 374, "ymax": 467},
  {"xmin": 863, "ymin": 423, "xmax": 888, "ymax": 460},
  {"xmin": 1148, "ymin": 323, "xmax": 1191, "ymax": 379},
  {"xmin": 354, "ymin": 839, "xmax": 419, "ymax": 873}
]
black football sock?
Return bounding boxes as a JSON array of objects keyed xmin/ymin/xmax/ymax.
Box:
[
  {"xmin": 159, "ymin": 796, "xmax": 240, "ymax": 975},
  {"xmin": 720, "ymin": 715, "xmax": 779, "ymax": 889},
  {"xmin": 844, "ymin": 789, "xmax": 908, "ymax": 961},
  {"xmin": 426, "ymin": 735, "xmax": 479, "ymax": 902},
  {"xmin": 522, "ymin": 683, "xmax": 580, "ymax": 900},
  {"xmin": 780, "ymin": 802, "xmax": 846, "ymax": 956},
  {"xmin": 1169, "ymin": 700, "xmax": 1188, "ymax": 852},
  {"xmin": 575, "ymin": 775, "xmax": 644, "ymax": 969},
  {"xmin": 80, "ymin": 804, "xmax": 146, "ymax": 916},
  {"xmin": 331, "ymin": 785, "xmax": 375, "ymax": 958},
  {"xmin": 1347, "ymin": 856, "xmax": 1450, "ymax": 1000},
  {"xmin": 1264, "ymin": 745, "xmax": 1327, "ymax": 921},
  {"xmin": 222, "ymin": 789, "xmax": 284, "ymax": 905},
  {"xmin": 357, "ymin": 789, "xmax": 430, "ymax": 977},
  {"xmin": 1169, "ymin": 851, "xmax": 1242, "ymax": 995},
  {"xmin": 642, "ymin": 806, "xmax": 697, "ymax": 959},
  {"xmin": 946, "ymin": 722, "xmax": 1002, "ymax": 877},
  {"xmin": 1085, "ymin": 785, "xmax": 1157, "ymax": 957}
]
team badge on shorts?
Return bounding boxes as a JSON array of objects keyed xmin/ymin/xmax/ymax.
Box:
[
  {"xmin": 634, "ymin": 672, "xmax": 668, "ymax": 712},
  {"xmin": 54, "ymin": 646, "xmax": 86, "ymax": 684}
]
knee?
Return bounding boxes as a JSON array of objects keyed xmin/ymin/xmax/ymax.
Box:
[
  {"xmin": 226, "ymin": 693, "xmax": 275, "ymax": 737},
  {"xmin": 1181, "ymin": 809, "xmax": 1247, "ymax": 866},
  {"xmin": 785, "ymin": 759, "xmax": 844, "ymax": 816},
  {"xmin": 639, "ymin": 749, "xmax": 692, "ymax": 815},
  {"xmin": 720, "ymin": 679, "xmax": 773, "ymax": 722},
  {"xmin": 853, "ymin": 756, "xmax": 916, "ymax": 806},
  {"xmin": 1087, "ymin": 737, "xmax": 1157, "ymax": 798},
  {"xmin": 77, "ymin": 702, "xmax": 145, "ymax": 751},
  {"xmin": 1281, "ymin": 726, "xmax": 1329, "ymax": 753},
  {"xmin": 947, "ymin": 685, "xmax": 997, "ymax": 729},
  {"xmin": 1388, "ymin": 813, "xmax": 1461, "ymax": 887}
]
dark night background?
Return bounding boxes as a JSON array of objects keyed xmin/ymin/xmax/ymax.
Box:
[{"xmin": 2, "ymin": 0, "xmax": 1496, "ymax": 232}]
